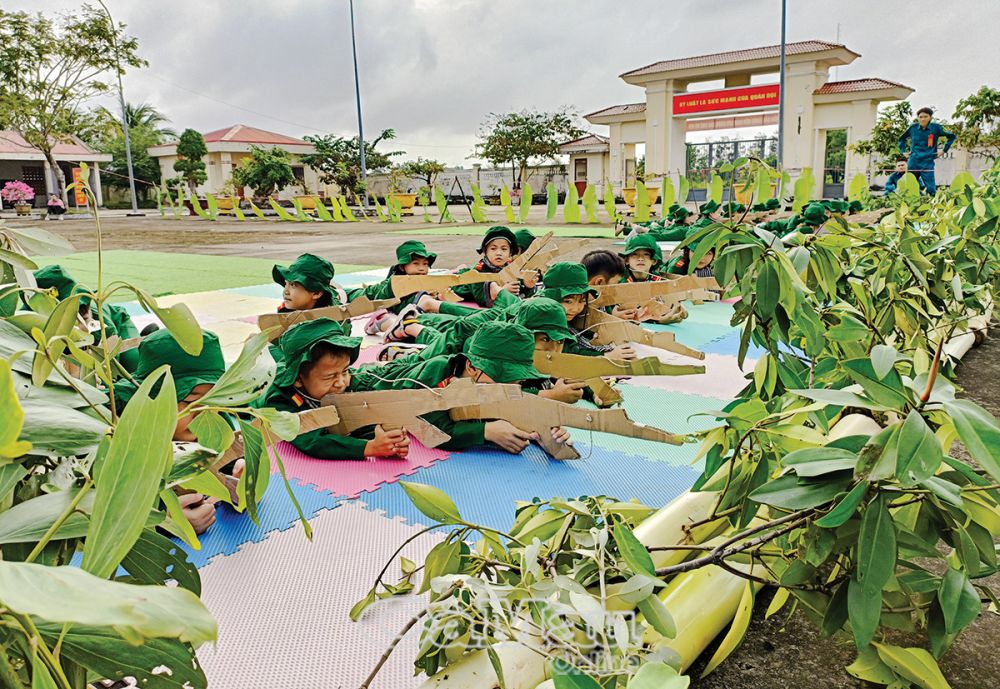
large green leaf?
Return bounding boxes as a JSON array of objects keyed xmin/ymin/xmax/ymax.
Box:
[
  {"xmin": 857, "ymin": 494, "xmax": 896, "ymax": 599},
  {"xmin": 873, "ymin": 643, "xmax": 952, "ymax": 689},
  {"xmin": 749, "ymin": 473, "xmax": 851, "ymax": 509},
  {"xmin": 842, "ymin": 359, "xmax": 911, "ymax": 410},
  {"xmin": 19, "ymin": 399, "xmax": 108, "ymax": 457},
  {"xmin": 848, "ymin": 574, "xmax": 881, "ymax": 648},
  {"xmin": 400, "ymin": 481, "xmax": 461, "ymax": 523},
  {"xmin": 792, "ymin": 168, "xmax": 814, "ymax": 212},
  {"xmin": 782, "ymin": 447, "xmax": 858, "ymax": 477},
  {"xmin": 31, "ymin": 293, "xmax": 82, "ymax": 386},
  {"xmin": 848, "ymin": 174, "xmax": 869, "ymax": 203},
  {"xmin": 0, "ymin": 489, "xmax": 95, "ymax": 544},
  {"xmin": 894, "ymin": 410, "xmax": 942, "ymax": 486},
  {"xmin": 121, "ymin": 529, "xmax": 201, "ymax": 595},
  {"xmin": 500, "ymin": 185, "xmax": 516, "ymax": 223},
  {"xmin": 581, "ymin": 183, "xmax": 598, "ymax": 224},
  {"xmin": 613, "ymin": 522, "xmax": 656, "ymax": 577},
  {"xmin": 37, "ymin": 624, "xmax": 207, "ymax": 689},
  {"xmin": 83, "ymin": 366, "xmax": 176, "ymax": 579},
  {"xmin": 937, "ymin": 567, "xmax": 980, "ymax": 635},
  {"xmin": 816, "ymin": 481, "xmax": 868, "ymax": 528},
  {"xmin": 0, "ymin": 359, "xmax": 30, "ymax": 458},
  {"xmin": 194, "ymin": 330, "xmax": 275, "ymax": 407},
  {"xmin": 135, "ymin": 289, "xmax": 203, "ymax": 356},
  {"xmin": 603, "ymin": 182, "xmax": 618, "ymax": 221},
  {"xmin": 519, "ymin": 182, "xmax": 533, "ymax": 223},
  {"xmin": 0, "ymin": 561, "xmax": 215, "ymax": 645},
  {"xmin": 564, "ymin": 182, "xmax": 581, "ymax": 223},
  {"xmin": 709, "ymin": 175, "xmax": 724, "ymax": 204},
  {"xmin": 635, "ymin": 181, "xmax": 651, "ymax": 222},
  {"xmin": 546, "ymin": 182, "xmax": 558, "ymax": 220},
  {"xmin": 700, "ymin": 580, "xmax": 754, "ymax": 677},
  {"xmin": 943, "ymin": 399, "xmax": 1000, "ymax": 484},
  {"xmin": 628, "ymin": 662, "xmax": 689, "ymax": 689}
]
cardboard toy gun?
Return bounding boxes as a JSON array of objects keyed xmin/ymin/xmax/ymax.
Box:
[
  {"xmin": 533, "ymin": 350, "xmax": 705, "ymax": 379},
  {"xmin": 575, "ymin": 308, "xmax": 705, "ymax": 361},
  {"xmin": 449, "ymin": 382, "xmax": 682, "ymax": 460},
  {"xmin": 389, "ymin": 231, "xmax": 558, "ymax": 299},
  {"xmin": 255, "ymin": 296, "xmax": 401, "ymax": 341},
  {"xmin": 99, "ymin": 334, "xmax": 143, "ymax": 355},
  {"xmin": 590, "ymin": 276, "xmax": 720, "ymax": 312}
]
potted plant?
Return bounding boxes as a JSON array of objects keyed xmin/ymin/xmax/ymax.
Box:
[
  {"xmin": 1, "ymin": 181, "xmax": 36, "ymax": 216},
  {"xmin": 387, "ymin": 166, "xmax": 417, "ymax": 214},
  {"xmin": 215, "ymin": 177, "xmax": 238, "ymax": 211}
]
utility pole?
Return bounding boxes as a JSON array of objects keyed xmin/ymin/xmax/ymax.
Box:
[
  {"xmin": 349, "ymin": 0, "xmax": 368, "ymax": 209},
  {"xmin": 98, "ymin": 0, "xmax": 142, "ymax": 215},
  {"xmin": 777, "ymin": 0, "xmax": 787, "ymax": 171}
]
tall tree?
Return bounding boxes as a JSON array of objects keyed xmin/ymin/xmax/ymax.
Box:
[
  {"xmin": 952, "ymin": 85, "xmax": 1000, "ymax": 162},
  {"xmin": 301, "ymin": 128, "xmax": 402, "ymax": 197},
  {"xmin": 231, "ymin": 145, "xmax": 295, "ymax": 199},
  {"xmin": 0, "ymin": 6, "xmax": 145, "ymax": 203},
  {"xmin": 475, "ymin": 109, "xmax": 584, "ymax": 185},
  {"xmin": 400, "ymin": 157, "xmax": 446, "ymax": 192},
  {"xmin": 173, "ymin": 128, "xmax": 208, "ymax": 195},
  {"xmin": 90, "ymin": 102, "xmax": 173, "ymax": 200}
]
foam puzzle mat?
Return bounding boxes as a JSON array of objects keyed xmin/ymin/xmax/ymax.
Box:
[{"xmin": 80, "ymin": 254, "xmax": 756, "ymax": 688}]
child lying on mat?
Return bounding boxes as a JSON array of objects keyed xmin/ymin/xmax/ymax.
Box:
[
  {"xmin": 617, "ymin": 235, "xmax": 689, "ymax": 325},
  {"xmin": 352, "ymin": 240, "xmax": 439, "ymax": 336},
  {"xmin": 270, "ymin": 253, "xmax": 349, "ymax": 362},
  {"xmin": 667, "ymin": 226, "xmax": 716, "ymax": 280},
  {"xmin": 355, "ymin": 321, "xmax": 572, "ymax": 455},
  {"xmin": 113, "ymin": 329, "xmax": 243, "ymax": 535},
  {"xmin": 256, "ymin": 319, "xmax": 410, "ymax": 460}
]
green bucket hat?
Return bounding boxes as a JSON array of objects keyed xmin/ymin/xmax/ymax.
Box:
[
  {"xmin": 848, "ymin": 200, "xmax": 864, "ymax": 214},
  {"xmin": 618, "ymin": 233, "xmax": 663, "ymax": 264},
  {"xmin": 274, "ymin": 318, "xmax": 362, "ymax": 388},
  {"xmin": 699, "ymin": 200, "xmax": 720, "ymax": 215},
  {"xmin": 720, "ymin": 202, "xmax": 746, "ymax": 216},
  {"xmin": 671, "ymin": 206, "xmax": 691, "ymax": 221},
  {"xmin": 33, "ymin": 265, "xmax": 77, "ymax": 301},
  {"xmin": 463, "ymin": 321, "xmax": 543, "ymax": 383},
  {"xmin": 513, "ymin": 298, "xmax": 573, "ymax": 342},
  {"xmin": 478, "ymin": 226, "xmax": 517, "ymax": 254},
  {"xmin": 823, "ymin": 199, "xmax": 850, "ymax": 214},
  {"xmin": 540, "ymin": 262, "xmax": 598, "ymax": 301},
  {"xmin": 114, "ymin": 328, "xmax": 225, "ymax": 407},
  {"xmin": 514, "ymin": 229, "xmax": 536, "ymax": 253},
  {"xmin": 802, "ymin": 203, "xmax": 828, "ymax": 227},
  {"xmin": 394, "ymin": 240, "xmax": 437, "ymax": 268},
  {"xmin": 272, "ymin": 253, "xmax": 336, "ymax": 297}
]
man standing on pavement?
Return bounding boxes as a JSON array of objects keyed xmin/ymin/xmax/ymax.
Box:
[{"xmin": 898, "ymin": 107, "xmax": 956, "ymax": 194}]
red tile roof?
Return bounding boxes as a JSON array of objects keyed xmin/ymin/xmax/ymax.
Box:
[
  {"xmin": 813, "ymin": 78, "xmax": 912, "ymax": 95},
  {"xmin": 621, "ymin": 40, "xmax": 855, "ymax": 78},
  {"xmin": 0, "ymin": 130, "xmax": 100, "ymax": 157},
  {"xmin": 585, "ymin": 103, "xmax": 647, "ymax": 119},
  {"xmin": 560, "ymin": 134, "xmax": 610, "ymax": 148},
  {"xmin": 200, "ymin": 124, "xmax": 307, "ymax": 145}
]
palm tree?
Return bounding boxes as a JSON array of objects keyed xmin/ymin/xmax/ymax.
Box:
[{"xmin": 95, "ymin": 102, "xmax": 176, "ymax": 141}]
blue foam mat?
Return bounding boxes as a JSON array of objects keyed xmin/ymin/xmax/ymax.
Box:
[
  {"xmin": 177, "ymin": 477, "xmax": 341, "ymax": 568},
  {"xmin": 355, "ymin": 444, "xmax": 701, "ymax": 533},
  {"xmin": 699, "ymin": 331, "xmax": 769, "ymax": 358}
]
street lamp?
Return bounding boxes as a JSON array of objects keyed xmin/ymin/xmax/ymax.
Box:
[
  {"xmin": 348, "ymin": 0, "xmax": 368, "ymax": 210},
  {"xmin": 97, "ymin": 0, "xmax": 142, "ymax": 216},
  {"xmin": 776, "ymin": 0, "xmax": 787, "ymax": 171}
]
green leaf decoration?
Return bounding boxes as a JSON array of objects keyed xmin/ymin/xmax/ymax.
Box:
[
  {"xmin": 500, "ymin": 185, "xmax": 516, "ymax": 223},
  {"xmin": 581, "ymin": 184, "xmax": 599, "ymax": 223},
  {"xmin": 700, "ymin": 580, "xmax": 754, "ymax": 677},
  {"xmin": 371, "ymin": 195, "xmax": 387, "ymax": 222},
  {"xmin": 708, "ymin": 175, "xmax": 724, "ymax": 205},
  {"xmin": 519, "ymin": 182, "xmax": 533, "ymax": 224},
  {"xmin": 189, "ymin": 195, "xmax": 214, "ymax": 221},
  {"xmin": 268, "ymin": 197, "xmax": 300, "ymax": 222},
  {"xmin": 83, "ymin": 366, "xmax": 176, "ymax": 579},
  {"xmin": 603, "ymin": 182, "xmax": 618, "ymax": 221},
  {"xmin": 205, "ymin": 193, "xmax": 220, "ymax": 219},
  {"xmin": 339, "ymin": 196, "xmax": 359, "ymax": 221},
  {"xmin": 661, "ymin": 176, "xmax": 676, "ymax": 209},
  {"xmin": 635, "ymin": 180, "xmax": 651, "ymax": 222},
  {"xmin": 0, "ymin": 561, "xmax": 216, "ymax": 645},
  {"xmin": 848, "ymin": 173, "xmax": 869, "ymax": 203},
  {"xmin": 546, "ymin": 182, "xmax": 558, "ymax": 220},
  {"xmin": 792, "ymin": 168, "xmax": 814, "ymax": 212},
  {"xmin": 434, "ymin": 186, "xmax": 454, "ymax": 222},
  {"xmin": 678, "ymin": 175, "xmax": 690, "ymax": 206},
  {"xmin": 314, "ymin": 197, "xmax": 335, "ymax": 222},
  {"xmin": 873, "ymin": 643, "xmax": 952, "ymax": 689},
  {"xmin": 248, "ymin": 198, "xmax": 268, "ymax": 220},
  {"xmin": 400, "ymin": 481, "xmax": 462, "ymax": 523},
  {"xmin": 564, "ymin": 181, "xmax": 581, "ymax": 223}
]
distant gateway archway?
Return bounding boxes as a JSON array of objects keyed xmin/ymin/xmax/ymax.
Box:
[{"xmin": 562, "ymin": 40, "xmax": 913, "ymax": 200}]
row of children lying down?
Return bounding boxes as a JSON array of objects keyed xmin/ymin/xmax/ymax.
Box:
[{"xmin": 30, "ymin": 226, "xmax": 709, "ymax": 534}]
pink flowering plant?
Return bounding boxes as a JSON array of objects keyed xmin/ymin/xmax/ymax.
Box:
[{"xmin": 1, "ymin": 180, "xmax": 35, "ymax": 205}]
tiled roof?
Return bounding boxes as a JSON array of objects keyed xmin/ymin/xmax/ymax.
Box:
[
  {"xmin": 814, "ymin": 78, "xmax": 911, "ymax": 94},
  {"xmin": 0, "ymin": 130, "xmax": 99, "ymax": 157},
  {"xmin": 621, "ymin": 40, "xmax": 854, "ymax": 78},
  {"xmin": 559, "ymin": 134, "xmax": 610, "ymax": 150},
  {"xmin": 200, "ymin": 124, "xmax": 307, "ymax": 145},
  {"xmin": 585, "ymin": 103, "xmax": 647, "ymax": 119}
]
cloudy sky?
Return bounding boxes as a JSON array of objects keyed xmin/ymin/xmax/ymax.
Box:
[{"xmin": 15, "ymin": 0, "xmax": 1000, "ymax": 165}]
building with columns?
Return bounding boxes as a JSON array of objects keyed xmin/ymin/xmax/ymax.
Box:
[
  {"xmin": 564, "ymin": 40, "xmax": 914, "ymax": 199},
  {"xmin": 0, "ymin": 130, "xmax": 111, "ymax": 208},
  {"xmin": 148, "ymin": 124, "xmax": 322, "ymax": 199}
]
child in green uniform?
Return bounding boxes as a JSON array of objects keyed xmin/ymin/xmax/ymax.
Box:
[
  {"xmin": 617, "ymin": 235, "xmax": 688, "ymax": 324},
  {"xmin": 33, "ymin": 264, "xmax": 141, "ymax": 371},
  {"xmin": 270, "ymin": 253, "xmax": 348, "ymax": 361},
  {"xmin": 113, "ymin": 328, "xmax": 234, "ymax": 535},
  {"xmin": 450, "ymin": 226, "xmax": 524, "ymax": 307},
  {"xmin": 358, "ymin": 321, "xmax": 572, "ymax": 454},
  {"xmin": 352, "ymin": 240, "xmax": 439, "ymax": 336},
  {"xmin": 256, "ymin": 319, "xmax": 410, "ymax": 459}
]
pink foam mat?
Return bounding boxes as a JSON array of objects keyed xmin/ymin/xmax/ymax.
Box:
[
  {"xmin": 270, "ymin": 439, "xmax": 451, "ymax": 498},
  {"xmin": 196, "ymin": 502, "xmax": 441, "ymax": 689},
  {"xmin": 621, "ymin": 353, "xmax": 756, "ymax": 400}
]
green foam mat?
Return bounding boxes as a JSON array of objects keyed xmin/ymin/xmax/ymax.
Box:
[
  {"xmin": 683, "ymin": 301, "xmax": 739, "ymax": 328},
  {"xmin": 394, "ymin": 225, "xmax": 619, "ymax": 238},
  {"xmin": 30, "ymin": 250, "xmax": 376, "ymax": 301},
  {"xmin": 567, "ymin": 385, "xmax": 728, "ymax": 464}
]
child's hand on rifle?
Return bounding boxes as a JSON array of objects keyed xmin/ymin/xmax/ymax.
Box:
[
  {"xmin": 605, "ymin": 343, "xmax": 637, "ymax": 361},
  {"xmin": 366, "ymin": 426, "xmax": 410, "ymax": 458},
  {"xmin": 540, "ymin": 378, "xmax": 587, "ymax": 404},
  {"xmin": 545, "ymin": 426, "xmax": 573, "ymax": 447},
  {"xmin": 485, "ymin": 420, "xmax": 533, "ymax": 453},
  {"xmin": 612, "ymin": 305, "xmax": 640, "ymax": 321},
  {"xmin": 178, "ymin": 492, "xmax": 217, "ymax": 535}
]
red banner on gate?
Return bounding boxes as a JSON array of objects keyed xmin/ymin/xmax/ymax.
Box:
[
  {"xmin": 673, "ymin": 84, "xmax": 780, "ymax": 116},
  {"xmin": 71, "ymin": 167, "xmax": 87, "ymax": 206}
]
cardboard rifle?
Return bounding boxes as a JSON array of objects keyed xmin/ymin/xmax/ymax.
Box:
[
  {"xmin": 217, "ymin": 405, "xmax": 343, "ymax": 467},
  {"xmin": 575, "ymin": 307, "xmax": 706, "ymax": 361},
  {"xmin": 256, "ymin": 296, "xmax": 401, "ymax": 341},
  {"xmin": 590, "ymin": 277, "xmax": 720, "ymax": 312},
  {"xmin": 533, "ymin": 350, "xmax": 704, "ymax": 379},
  {"xmin": 316, "ymin": 378, "xmax": 679, "ymax": 461},
  {"xmin": 389, "ymin": 231, "xmax": 558, "ymax": 299},
  {"xmin": 448, "ymin": 382, "xmax": 682, "ymax": 460}
]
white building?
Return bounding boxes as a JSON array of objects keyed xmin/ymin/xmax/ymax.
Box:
[{"xmin": 0, "ymin": 130, "xmax": 110, "ymax": 208}]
